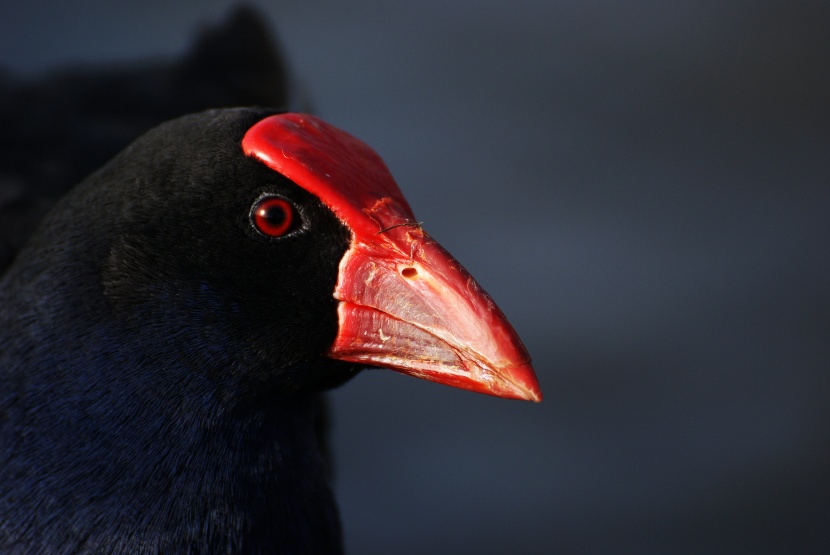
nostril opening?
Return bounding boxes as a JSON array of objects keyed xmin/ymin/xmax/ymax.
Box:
[{"xmin": 401, "ymin": 267, "xmax": 418, "ymax": 279}]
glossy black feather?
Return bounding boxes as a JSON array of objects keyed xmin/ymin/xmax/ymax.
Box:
[{"xmin": 0, "ymin": 108, "xmax": 359, "ymax": 553}]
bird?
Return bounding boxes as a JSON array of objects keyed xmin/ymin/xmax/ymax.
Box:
[{"xmin": 0, "ymin": 108, "xmax": 540, "ymax": 553}]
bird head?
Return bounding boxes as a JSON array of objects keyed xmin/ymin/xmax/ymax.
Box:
[{"xmin": 55, "ymin": 108, "xmax": 540, "ymax": 401}]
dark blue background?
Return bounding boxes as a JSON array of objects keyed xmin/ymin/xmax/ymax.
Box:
[{"xmin": 3, "ymin": 1, "xmax": 829, "ymax": 553}]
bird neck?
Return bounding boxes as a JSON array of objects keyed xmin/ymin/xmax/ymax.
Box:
[
  {"xmin": 1, "ymin": 333, "xmax": 343, "ymax": 553},
  {"xmin": 0, "ymin": 239, "xmax": 345, "ymax": 552}
]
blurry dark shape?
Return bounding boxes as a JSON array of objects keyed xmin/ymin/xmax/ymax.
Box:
[{"xmin": 0, "ymin": 5, "xmax": 289, "ymax": 273}]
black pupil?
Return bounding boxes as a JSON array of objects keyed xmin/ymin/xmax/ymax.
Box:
[{"xmin": 263, "ymin": 203, "xmax": 287, "ymax": 227}]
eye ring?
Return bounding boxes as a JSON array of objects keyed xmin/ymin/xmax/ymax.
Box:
[{"xmin": 250, "ymin": 195, "xmax": 299, "ymax": 238}]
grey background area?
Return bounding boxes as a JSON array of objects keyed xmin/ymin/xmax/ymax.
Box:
[{"xmin": 2, "ymin": 1, "xmax": 829, "ymax": 553}]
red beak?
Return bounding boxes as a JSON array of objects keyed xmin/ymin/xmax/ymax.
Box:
[
  {"xmin": 243, "ymin": 113, "xmax": 541, "ymax": 401},
  {"xmin": 329, "ymin": 238, "xmax": 541, "ymax": 400},
  {"xmin": 328, "ymin": 221, "xmax": 540, "ymax": 401}
]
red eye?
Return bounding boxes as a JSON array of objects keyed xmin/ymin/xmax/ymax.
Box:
[{"xmin": 251, "ymin": 196, "xmax": 297, "ymax": 237}]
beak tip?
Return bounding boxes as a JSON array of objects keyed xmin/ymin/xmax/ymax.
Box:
[
  {"xmin": 524, "ymin": 385, "xmax": 543, "ymax": 403},
  {"xmin": 477, "ymin": 360, "xmax": 541, "ymax": 402},
  {"xmin": 508, "ymin": 363, "xmax": 543, "ymax": 402}
]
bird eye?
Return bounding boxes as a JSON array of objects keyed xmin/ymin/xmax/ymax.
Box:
[{"xmin": 251, "ymin": 196, "xmax": 299, "ymax": 237}]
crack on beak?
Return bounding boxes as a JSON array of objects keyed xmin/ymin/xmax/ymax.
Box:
[{"xmin": 375, "ymin": 220, "xmax": 423, "ymax": 235}]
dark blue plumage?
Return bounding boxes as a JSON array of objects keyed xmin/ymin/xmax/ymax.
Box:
[{"xmin": 0, "ymin": 108, "xmax": 357, "ymax": 553}]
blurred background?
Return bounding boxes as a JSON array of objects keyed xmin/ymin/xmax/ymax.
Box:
[{"xmin": 2, "ymin": 1, "xmax": 829, "ymax": 553}]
